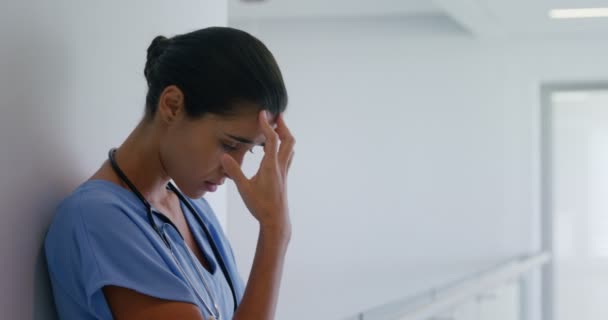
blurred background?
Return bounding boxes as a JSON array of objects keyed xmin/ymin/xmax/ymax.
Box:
[{"xmin": 2, "ymin": 0, "xmax": 608, "ymax": 319}]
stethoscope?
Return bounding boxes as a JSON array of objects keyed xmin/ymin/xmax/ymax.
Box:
[{"xmin": 108, "ymin": 148, "xmax": 238, "ymax": 319}]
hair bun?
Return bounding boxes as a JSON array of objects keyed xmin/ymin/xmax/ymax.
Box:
[{"xmin": 144, "ymin": 35, "xmax": 170, "ymax": 80}]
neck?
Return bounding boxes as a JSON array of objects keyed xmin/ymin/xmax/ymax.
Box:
[{"xmin": 113, "ymin": 119, "xmax": 171, "ymax": 204}]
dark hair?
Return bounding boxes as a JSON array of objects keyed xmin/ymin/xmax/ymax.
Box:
[{"xmin": 143, "ymin": 27, "xmax": 288, "ymax": 119}]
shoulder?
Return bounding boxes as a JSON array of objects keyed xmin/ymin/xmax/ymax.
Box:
[
  {"xmin": 45, "ymin": 180, "xmax": 143, "ymax": 250},
  {"xmin": 44, "ymin": 180, "xmax": 132, "ymax": 286}
]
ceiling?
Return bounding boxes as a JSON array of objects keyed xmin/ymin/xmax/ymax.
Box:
[
  {"xmin": 229, "ymin": 0, "xmax": 440, "ymax": 20},
  {"xmin": 434, "ymin": 0, "xmax": 608, "ymax": 37},
  {"xmin": 229, "ymin": 0, "xmax": 608, "ymax": 37}
]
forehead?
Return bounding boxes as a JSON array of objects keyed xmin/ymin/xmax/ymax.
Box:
[{"xmin": 204, "ymin": 109, "xmax": 277, "ymax": 144}]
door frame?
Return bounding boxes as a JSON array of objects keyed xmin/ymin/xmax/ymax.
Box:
[{"xmin": 540, "ymin": 81, "xmax": 608, "ymax": 320}]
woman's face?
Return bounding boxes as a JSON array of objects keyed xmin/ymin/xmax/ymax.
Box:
[{"xmin": 156, "ymin": 87, "xmax": 271, "ymax": 198}]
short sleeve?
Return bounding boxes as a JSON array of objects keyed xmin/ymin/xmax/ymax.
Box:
[{"xmin": 74, "ymin": 194, "xmax": 197, "ymax": 316}]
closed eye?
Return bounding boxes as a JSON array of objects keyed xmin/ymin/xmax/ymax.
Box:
[
  {"xmin": 221, "ymin": 142, "xmax": 238, "ymax": 152},
  {"xmin": 226, "ymin": 133, "xmax": 265, "ymax": 148},
  {"xmin": 221, "ymin": 141, "xmax": 255, "ymax": 153}
]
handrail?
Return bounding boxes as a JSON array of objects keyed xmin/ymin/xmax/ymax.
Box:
[{"xmin": 349, "ymin": 252, "xmax": 551, "ymax": 320}]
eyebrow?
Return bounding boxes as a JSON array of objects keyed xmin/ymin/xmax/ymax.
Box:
[{"xmin": 226, "ymin": 134, "xmax": 265, "ymax": 147}]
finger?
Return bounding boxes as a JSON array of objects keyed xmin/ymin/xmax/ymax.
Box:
[
  {"xmin": 259, "ymin": 110, "xmax": 279, "ymax": 162},
  {"xmin": 276, "ymin": 114, "xmax": 296, "ymax": 171},
  {"xmin": 221, "ymin": 154, "xmax": 248, "ymax": 186},
  {"xmin": 286, "ymin": 150, "xmax": 295, "ymax": 174}
]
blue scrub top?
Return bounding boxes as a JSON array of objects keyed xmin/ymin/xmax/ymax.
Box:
[{"xmin": 45, "ymin": 179, "xmax": 245, "ymax": 319}]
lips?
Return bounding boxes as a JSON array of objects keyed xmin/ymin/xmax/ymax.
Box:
[
  {"xmin": 207, "ymin": 179, "xmax": 225, "ymax": 186},
  {"xmin": 203, "ymin": 179, "xmax": 225, "ymax": 192}
]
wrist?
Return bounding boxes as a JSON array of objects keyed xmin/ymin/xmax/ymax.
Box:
[{"xmin": 259, "ymin": 221, "xmax": 292, "ymax": 245}]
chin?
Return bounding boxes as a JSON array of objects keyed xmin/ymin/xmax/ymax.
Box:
[{"xmin": 171, "ymin": 182, "xmax": 206, "ymax": 199}]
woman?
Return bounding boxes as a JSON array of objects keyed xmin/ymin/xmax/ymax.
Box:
[{"xmin": 45, "ymin": 27, "xmax": 294, "ymax": 320}]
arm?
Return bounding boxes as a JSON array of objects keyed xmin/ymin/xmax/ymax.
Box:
[
  {"xmin": 102, "ymin": 227, "xmax": 290, "ymax": 320},
  {"xmin": 103, "ymin": 286, "xmax": 205, "ymax": 320},
  {"xmin": 232, "ymin": 227, "xmax": 290, "ymax": 320},
  {"xmin": 222, "ymin": 111, "xmax": 295, "ymax": 320},
  {"xmin": 102, "ymin": 229, "xmax": 289, "ymax": 320}
]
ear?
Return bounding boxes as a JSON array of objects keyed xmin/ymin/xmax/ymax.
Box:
[{"xmin": 157, "ymin": 85, "xmax": 184, "ymax": 125}]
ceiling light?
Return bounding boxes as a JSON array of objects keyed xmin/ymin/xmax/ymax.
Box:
[{"xmin": 550, "ymin": 8, "xmax": 608, "ymax": 19}]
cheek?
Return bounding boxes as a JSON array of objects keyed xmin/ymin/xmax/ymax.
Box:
[
  {"xmin": 164, "ymin": 134, "xmax": 215, "ymax": 175},
  {"xmin": 192, "ymin": 141, "xmax": 225, "ymax": 173}
]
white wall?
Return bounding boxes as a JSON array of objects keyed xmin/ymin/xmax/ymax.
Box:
[
  {"xmin": 0, "ymin": 1, "xmax": 226, "ymax": 318},
  {"xmin": 227, "ymin": 17, "xmax": 608, "ymax": 320}
]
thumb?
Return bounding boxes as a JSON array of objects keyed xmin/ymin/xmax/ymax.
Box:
[{"xmin": 221, "ymin": 154, "xmax": 247, "ymax": 186}]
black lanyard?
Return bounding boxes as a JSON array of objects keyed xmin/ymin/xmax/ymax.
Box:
[{"xmin": 107, "ymin": 148, "xmax": 238, "ymax": 311}]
